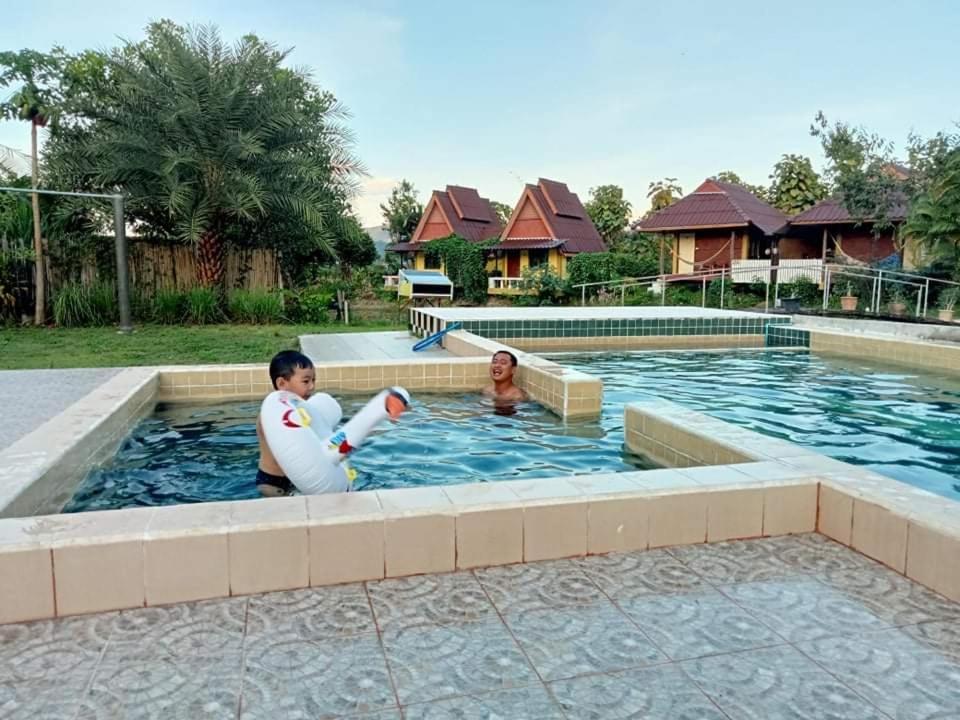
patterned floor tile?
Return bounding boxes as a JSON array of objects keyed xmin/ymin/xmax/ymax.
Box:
[
  {"xmin": 402, "ymin": 685, "xmax": 564, "ymax": 719},
  {"xmin": 80, "ymin": 654, "xmax": 243, "ymax": 720},
  {"xmin": 0, "ymin": 680, "xmax": 90, "ymax": 720},
  {"xmin": 103, "ymin": 598, "xmax": 248, "ymax": 660},
  {"xmin": 798, "ymin": 630, "xmax": 960, "ymax": 720},
  {"xmin": 366, "ymin": 573, "xmax": 495, "ymax": 632},
  {"xmin": 382, "ymin": 619, "xmax": 536, "ymax": 705},
  {"xmin": 242, "ymin": 631, "xmax": 394, "ymax": 717},
  {"xmin": 618, "ymin": 589, "xmax": 785, "ymax": 660},
  {"xmin": 246, "ymin": 585, "xmax": 376, "ymax": 639},
  {"xmin": 0, "ymin": 614, "xmax": 113, "ymax": 684},
  {"xmin": 899, "ymin": 620, "xmax": 960, "ymax": 664},
  {"xmin": 685, "ymin": 645, "xmax": 888, "ymax": 719},
  {"xmin": 550, "ymin": 664, "xmax": 727, "ymax": 719},
  {"xmin": 474, "ymin": 561, "xmax": 604, "ymax": 614},
  {"xmin": 720, "ymin": 578, "xmax": 890, "ymax": 643},
  {"xmin": 666, "ymin": 539, "xmax": 799, "ymax": 584},
  {"xmin": 504, "ymin": 601, "xmax": 666, "ymax": 681},
  {"xmin": 754, "ymin": 534, "xmax": 876, "ymax": 575},
  {"xmin": 820, "ymin": 565, "xmax": 960, "ymax": 626},
  {"xmin": 571, "ymin": 550, "xmax": 708, "ymax": 599}
]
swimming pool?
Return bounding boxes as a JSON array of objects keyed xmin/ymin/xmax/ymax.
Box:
[
  {"xmin": 64, "ymin": 393, "xmax": 655, "ymax": 511},
  {"xmin": 551, "ymin": 350, "xmax": 960, "ymax": 500}
]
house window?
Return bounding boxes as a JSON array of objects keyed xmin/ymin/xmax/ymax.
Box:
[
  {"xmin": 423, "ymin": 249, "xmax": 442, "ymax": 270},
  {"xmin": 528, "ymin": 249, "xmax": 549, "ymax": 267}
]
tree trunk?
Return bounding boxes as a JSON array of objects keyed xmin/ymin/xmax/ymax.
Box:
[
  {"xmin": 195, "ymin": 230, "xmax": 225, "ymax": 288},
  {"xmin": 30, "ymin": 120, "xmax": 45, "ymax": 325}
]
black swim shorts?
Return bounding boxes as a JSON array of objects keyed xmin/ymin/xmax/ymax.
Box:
[{"xmin": 255, "ymin": 469, "xmax": 294, "ymax": 494}]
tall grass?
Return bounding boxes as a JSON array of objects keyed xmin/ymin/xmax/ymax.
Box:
[
  {"xmin": 52, "ymin": 282, "xmax": 118, "ymax": 327},
  {"xmin": 227, "ymin": 289, "xmax": 284, "ymax": 324},
  {"xmin": 153, "ymin": 289, "xmax": 186, "ymax": 324},
  {"xmin": 183, "ymin": 287, "xmax": 224, "ymax": 325}
]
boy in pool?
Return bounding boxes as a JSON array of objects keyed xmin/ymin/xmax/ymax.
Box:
[
  {"xmin": 484, "ymin": 350, "xmax": 527, "ymax": 403},
  {"xmin": 256, "ymin": 350, "xmax": 315, "ymax": 496}
]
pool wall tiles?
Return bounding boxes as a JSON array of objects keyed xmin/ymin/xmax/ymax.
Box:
[
  {"xmin": 453, "ymin": 316, "xmax": 791, "ymax": 340},
  {"xmin": 1, "ymin": 467, "xmax": 835, "ymax": 625},
  {"xmin": 0, "ymin": 368, "xmax": 159, "ymax": 520},
  {"xmin": 808, "ymin": 329, "xmax": 960, "ymax": 373},
  {"xmin": 625, "ymin": 398, "xmax": 960, "ymax": 592},
  {"xmin": 765, "ymin": 326, "xmax": 811, "ymax": 348},
  {"xmin": 3, "ymin": 399, "xmax": 960, "ymax": 623},
  {"xmin": 156, "ymin": 359, "xmax": 493, "ymax": 401}
]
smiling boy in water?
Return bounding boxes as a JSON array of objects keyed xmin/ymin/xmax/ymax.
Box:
[{"xmin": 256, "ymin": 350, "xmax": 315, "ymax": 497}]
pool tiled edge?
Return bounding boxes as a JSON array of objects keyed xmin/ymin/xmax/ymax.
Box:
[
  {"xmin": 0, "ymin": 368, "xmax": 158, "ymax": 520},
  {"xmin": 625, "ymin": 399, "xmax": 960, "ymax": 603}
]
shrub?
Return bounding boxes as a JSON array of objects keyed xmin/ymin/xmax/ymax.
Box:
[
  {"xmin": 422, "ymin": 236, "xmax": 490, "ymax": 304},
  {"xmin": 228, "ymin": 289, "xmax": 284, "ymax": 324},
  {"xmin": 519, "ymin": 266, "xmax": 567, "ymax": 305},
  {"xmin": 153, "ymin": 289, "xmax": 186, "ymax": 324},
  {"xmin": 52, "ymin": 281, "xmax": 118, "ymax": 327},
  {"xmin": 780, "ymin": 276, "xmax": 820, "ymax": 307},
  {"xmin": 183, "ymin": 288, "xmax": 224, "ymax": 325},
  {"xmin": 290, "ymin": 286, "xmax": 334, "ymax": 324}
]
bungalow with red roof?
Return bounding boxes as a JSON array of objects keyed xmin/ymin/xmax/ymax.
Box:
[
  {"xmin": 784, "ymin": 195, "xmax": 917, "ymax": 269},
  {"xmin": 489, "ymin": 178, "xmax": 606, "ymax": 294},
  {"xmin": 387, "ymin": 185, "xmax": 504, "ymax": 271},
  {"xmin": 635, "ymin": 179, "xmax": 788, "ymax": 275}
]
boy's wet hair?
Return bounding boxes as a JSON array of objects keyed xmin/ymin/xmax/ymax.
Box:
[
  {"xmin": 492, "ymin": 350, "xmax": 518, "ymax": 367},
  {"xmin": 269, "ymin": 350, "xmax": 314, "ymax": 389}
]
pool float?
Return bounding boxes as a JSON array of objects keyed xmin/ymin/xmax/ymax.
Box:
[
  {"xmin": 260, "ymin": 387, "xmax": 410, "ymax": 494},
  {"xmin": 413, "ymin": 322, "xmax": 462, "ymax": 352}
]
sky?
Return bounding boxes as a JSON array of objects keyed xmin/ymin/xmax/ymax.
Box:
[{"xmin": 2, "ymin": 0, "xmax": 959, "ymax": 227}]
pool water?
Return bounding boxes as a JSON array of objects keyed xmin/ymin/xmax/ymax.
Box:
[
  {"xmin": 550, "ymin": 350, "xmax": 960, "ymax": 499},
  {"xmin": 64, "ymin": 394, "xmax": 655, "ymax": 511}
]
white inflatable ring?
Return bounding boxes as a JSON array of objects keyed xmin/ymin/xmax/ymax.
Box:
[{"xmin": 260, "ymin": 387, "xmax": 410, "ymax": 495}]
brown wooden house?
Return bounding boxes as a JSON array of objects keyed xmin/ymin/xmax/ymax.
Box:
[
  {"xmin": 784, "ymin": 196, "xmax": 910, "ymax": 267},
  {"xmin": 387, "ymin": 185, "xmax": 504, "ymax": 270},
  {"xmin": 488, "ymin": 178, "xmax": 606, "ymax": 292},
  {"xmin": 635, "ymin": 180, "xmax": 788, "ymax": 274}
]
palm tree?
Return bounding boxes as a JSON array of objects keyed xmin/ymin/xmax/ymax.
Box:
[{"xmin": 78, "ymin": 23, "xmax": 363, "ymax": 288}]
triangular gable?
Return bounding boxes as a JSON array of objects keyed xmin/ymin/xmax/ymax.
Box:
[
  {"xmin": 502, "ymin": 188, "xmax": 555, "ymax": 239},
  {"xmin": 411, "ymin": 194, "xmax": 454, "ymax": 243},
  {"xmin": 694, "ymin": 179, "xmax": 724, "ymax": 194}
]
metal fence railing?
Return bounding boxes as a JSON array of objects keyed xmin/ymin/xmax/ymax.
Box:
[{"xmin": 570, "ymin": 262, "xmax": 960, "ymax": 321}]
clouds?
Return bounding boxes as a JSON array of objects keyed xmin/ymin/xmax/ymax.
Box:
[{"xmin": 352, "ymin": 176, "xmax": 400, "ymax": 227}]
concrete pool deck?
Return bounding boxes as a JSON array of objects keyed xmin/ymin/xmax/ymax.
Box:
[
  {"xmin": 1, "ymin": 533, "xmax": 957, "ymax": 718},
  {"xmin": 0, "ymin": 369, "xmax": 120, "ymax": 451},
  {"xmin": 300, "ymin": 332, "xmax": 448, "ymax": 363}
]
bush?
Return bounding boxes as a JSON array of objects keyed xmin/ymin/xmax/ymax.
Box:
[
  {"xmin": 780, "ymin": 276, "xmax": 820, "ymax": 307},
  {"xmin": 153, "ymin": 289, "xmax": 186, "ymax": 324},
  {"xmin": 518, "ymin": 266, "xmax": 567, "ymax": 305},
  {"xmin": 289, "ymin": 286, "xmax": 334, "ymax": 324},
  {"xmin": 228, "ymin": 289, "xmax": 284, "ymax": 324},
  {"xmin": 183, "ymin": 288, "xmax": 224, "ymax": 325},
  {"xmin": 52, "ymin": 281, "xmax": 118, "ymax": 327}
]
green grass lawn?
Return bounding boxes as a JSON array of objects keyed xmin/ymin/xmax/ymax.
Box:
[{"xmin": 0, "ymin": 323, "xmax": 405, "ymax": 369}]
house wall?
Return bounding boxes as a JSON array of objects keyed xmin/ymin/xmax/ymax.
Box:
[
  {"xmin": 491, "ymin": 249, "xmax": 566, "ymax": 279},
  {"xmin": 416, "ymin": 202, "xmax": 453, "ymax": 242},
  {"xmin": 779, "ymin": 236, "xmax": 821, "ymax": 260},
  {"xmin": 693, "ymin": 230, "xmax": 747, "ymax": 268},
  {"xmin": 836, "ymin": 228, "xmax": 897, "ymax": 263},
  {"xmin": 506, "ymin": 197, "xmax": 550, "ymax": 238}
]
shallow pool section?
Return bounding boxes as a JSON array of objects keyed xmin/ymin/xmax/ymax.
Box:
[
  {"xmin": 64, "ymin": 394, "xmax": 654, "ymax": 511},
  {"xmin": 552, "ymin": 350, "xmax": 960, "ymax": 499}
]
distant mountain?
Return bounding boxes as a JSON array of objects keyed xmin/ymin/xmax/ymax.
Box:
[{"xmin": 365, "ymin": 225, "xmax": 392, "ymax": 258}]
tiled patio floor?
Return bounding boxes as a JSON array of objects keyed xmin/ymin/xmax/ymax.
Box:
[
  {"xmin": 2, "ymin": 534, "xmax": 959, "ymax": 719},
  {"xmin": 0, "ymin": 368, "xmax": 120, "ymax": 451}
]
